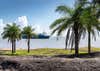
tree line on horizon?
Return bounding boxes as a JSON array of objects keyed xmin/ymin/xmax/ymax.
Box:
[{"xmin": 1, "ymin": 0, "xmax": 100, "ymax": 57}]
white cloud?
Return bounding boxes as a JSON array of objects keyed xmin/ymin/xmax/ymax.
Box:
[
  {"xmin": 15, "ymin": 16, "xmax": 28, "ymax": 28},
  {"xmin": 0, "ymin": 17, "xmax": 65, "ymax": 37},
  {"xmin": 31, "ymin": 24, "xmax": 51, "ymax": 35},
  {"xmin": 33, "ymin": 24, "xmax": 44, "ymax": 34},
  {"xmin": 0, "ymin": 19, "xmax": 3, "ymax": 24},
  {"xmin": 0, "ymin": 16, "xmax": 63, "ymax": 36},
  {"xmin": 0, "ymin": 19, "xmax": 4, "ymax": 27},
  {"xmin": 0, "ymin": 16, "xmax": 29, "ymax": 36},
  {"xmin": 0, "ymin": 19, "xmax": 5, "ymax": 35}
]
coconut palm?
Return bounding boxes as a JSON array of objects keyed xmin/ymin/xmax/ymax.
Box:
[
  {"xmin": 80, "ymin": 0, "xmax": 100, "ymax": 54},
  {"xmin": 87, "ymin": 0, "xmax": 100, "ymax": 19},
  {"xmin": 2, "ymin": 23, "xmax": 21, "ymax": 54},
  {"xmin": 80, "ymin": 8, "xmax": 99, "ymax": 54},
  {"xmin": 50, "ymin": 4, "xmax": 85, "ymax": 56},
  {"xmin": 22, "ymin": 26, "xmax": 36, "ymax": 53}
]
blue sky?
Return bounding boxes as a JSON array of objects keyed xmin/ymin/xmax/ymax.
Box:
[
  {"xmin": 0, "ymin": 0, "xmax": 100, "ymax": 47},
  {"xmin": 0, "ymin": 0, "xmax": 75, "ymax": 34}
]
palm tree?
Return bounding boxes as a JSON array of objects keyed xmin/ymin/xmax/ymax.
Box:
[
  {"xmin": 22, "ymin": 26, "xmax": 36, "ymax": 53},
  {"xmin": 2, "ymin": 23, "xmax": 21, "ymax": 54},
  {"xmin": 80, "ymin": 0, "xmax": 100, "ymax": 54},
  {"xmin": 50, "ymin": 4, "xmax": 85, "ymax": 56}
]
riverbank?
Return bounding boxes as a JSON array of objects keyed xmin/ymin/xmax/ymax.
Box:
[{"xmin": 0, "ymin": 48, "xmax": 99, "ymax": 71}]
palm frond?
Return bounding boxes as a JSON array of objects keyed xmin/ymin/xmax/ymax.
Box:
[
  {"xmin": 51, "ymin": 25, "xmax": 62, "ymax": 35},
  {"xmin": 69, "ymin": 31, "xmax": 75, "ymax": 52},
  {"xmin": 22, "ymin": 26, "xmax": 36, "ymax": 39},
  {"xmin": 65, "ymin": 28, "xmax": 71, "ymax": 49},
  {"xmin": 56, "ymin": 5, "xmax": 74, "ymax": 16},
  {"xmin": 50, "ymin": 18, "xmax": 66, "ymax": 29},
  {"xmin": 57, "ymin": 18, "xmax": 73, "ymax": 36},
  {"xmin": 91, "ymin": 29, "xmax": 96, "ymax": 41}
]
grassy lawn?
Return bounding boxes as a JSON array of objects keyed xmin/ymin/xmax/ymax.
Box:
[{"xmin": 0, "ymin": 47, "xmax": 100, "ymax": 56}]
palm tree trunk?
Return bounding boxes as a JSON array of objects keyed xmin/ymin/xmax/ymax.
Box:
[
  {"xmin": 75, "ymin": 31, "xmax": 79, "ymax": 57},
  {"xmin": 65, "ymin": 36, "xmax": 67, "ymax": 50},
  {"xmin": 11, "ymin": 40, "xmax": 14, "ymax": 54},
  {"xmin": 88, "ymin": 31, "xmax": 91, "ymax": 54},
  {"xmin": 74, "ymin": 22, "xmax": 79, "ymax": 57},
  {"xmin": 28, "ymin": 39, "xmax": 30, "ymax": 53},
  {"xmin": 13, "ymin": 40, "xmax": 16, "ymax": 53}
]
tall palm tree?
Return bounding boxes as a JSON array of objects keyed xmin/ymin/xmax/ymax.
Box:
[
  {"xmin": 50, "ymin": 4, "xmax": 85, "ymax": 56},
  {"xmin": 80, "ymin": 8, "xmax": 100, "ymax": 54},
  {"xmin": 22, "ymin": 26, "xmax": 36, "ymax": 53},
  {"xmin": 80, "ymin": 0, "xmax": 100, "ymax": 54},
  {"xmin": 2, "ymin": 23, "xmax": 21, "ymax": 54}
]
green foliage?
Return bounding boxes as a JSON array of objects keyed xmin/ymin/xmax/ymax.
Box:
[
  {"xmin": 1, "ymin": 47, "xmax": 100, "ymax": 56},
  {"xmin": 1, "ymin": 23, "xmax": 21, "ymax": 54},
  {"xmin": 50, "ymin": 4, "xmax": 84, "ymax": 51},
  {"xmin": 56, "ymin": 5, "xmax": 74, "ymax": 16},
  {"xmin": 50, "ymin": 0, "xmax": 100, "ymax": 55},
  {"xmin": 22, "ymin": 26, "xmax": 36, "ymax": 38},
  {"xmin": 22, "ymin": 26, "xmax": 36, "ymax": 53},
  {"xmin": 2, "ymin": 23, "xmax": 21, "ymax": 42}
]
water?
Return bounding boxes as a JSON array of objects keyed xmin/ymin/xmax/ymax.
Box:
[
  {"xmin": 0, "ymin": 37, "xmax": 100, "ymax": 49},
  {"xmin": 0, "ymin": 37, "xmax": 65, "ymax": 49}
]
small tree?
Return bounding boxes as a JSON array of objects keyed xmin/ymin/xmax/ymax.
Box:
[
  {"xmin": 2, "ymin": 23, "xmax": 21, "ymax": 54},
  {"xmin": 22, "ymin": 26, "xmax": 36, "ymax": 53}
]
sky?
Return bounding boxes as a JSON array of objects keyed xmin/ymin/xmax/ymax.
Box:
[
  {"xmin": 0, "ymin": 0, "xmax": 75, "ymax": 35},
  {"xmin": 0, "ymin": 0, "xmax": 100, "ymax": 47}
]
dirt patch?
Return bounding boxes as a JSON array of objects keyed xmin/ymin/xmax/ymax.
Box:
[{"xmin": 0, "ymin": 55, "xmax": 99, "ymax": 71}]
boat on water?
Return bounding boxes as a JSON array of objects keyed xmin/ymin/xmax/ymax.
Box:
[{"xmin": 22, "ymin": 33, "xmax": 50, "ymax": 39}]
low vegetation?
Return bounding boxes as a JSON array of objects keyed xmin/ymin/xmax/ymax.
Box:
[{"xmin": 0, "ymin": 47, "xmax": 100, "ymax": 56}]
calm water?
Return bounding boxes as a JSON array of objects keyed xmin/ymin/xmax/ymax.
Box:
[{"xmin": 0, "ymin": 37, "xmax": 100, "ymax": 49}]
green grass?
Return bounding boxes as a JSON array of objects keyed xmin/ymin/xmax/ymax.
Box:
[{"xmin": 0, "ymin": 47, "xmax": 100, "ymax": 56}]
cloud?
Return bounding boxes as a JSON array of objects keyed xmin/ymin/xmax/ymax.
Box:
[
  {"xmin": 0, "ymin": 16, "xmax": 29, "ymax": 35},
  {"xmin": 32, "ymin": 24, "xmax": 51, "ymax": 35},
  {"xmin": 15, "ymin": 16, "xmax": 28, "ymax": 28},
  {"xmin": 32, "ymin": 24, "xmax": 44, "ymax": 34},
  {"xmin": 0, "ymin": 19, "xmax": 4, "ymax": 27},
  {"xmin": 0, "ymin": 16, "xmax": 51, "ymax": 36},
  {"xmin": 0, "ymin": 19, "xmax": 5, "ymax": 35},
  {"xmin": 14, "ymin": 16, "xmax": 51, "ymax": 35}
]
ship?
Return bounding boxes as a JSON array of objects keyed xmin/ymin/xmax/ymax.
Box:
[{"xmin": 22, "ymin": 33, "xmax": 50, "ymax": 39}]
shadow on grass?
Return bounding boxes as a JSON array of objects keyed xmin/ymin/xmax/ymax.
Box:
[
  {"xmin": 0, "ymin": 50, "xmax": 19, "ymax": 56},
  {"xmin": 2, "ymin": 54, "xmax": 19, "ymax": 56},
  {"xmin": 53, "ymin": 52, "xmax": 100, "ymax": 58}
]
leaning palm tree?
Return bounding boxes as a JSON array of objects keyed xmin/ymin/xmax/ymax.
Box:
[
  {"xmin": 50, "ymin": 4, "xmax": 85, "ymax": 56},
  {"xmin": 2, "ymin": 23, "xmax": 21, "ymax": 54},
  {"xmin": 22, "ymin": 26, "xmax": 36, "ymax": 53}
]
